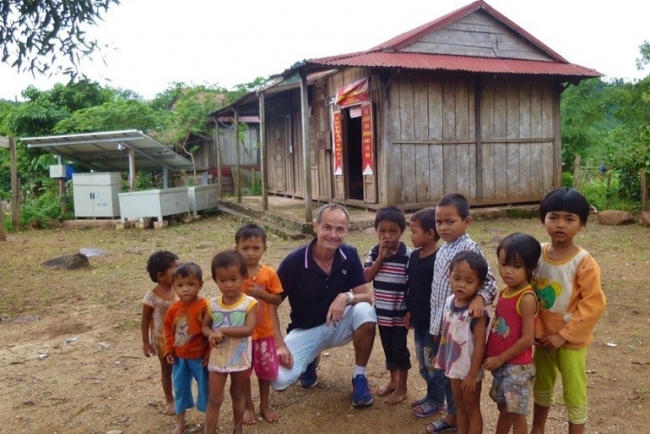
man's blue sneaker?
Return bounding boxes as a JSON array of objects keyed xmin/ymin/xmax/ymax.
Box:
[
  {"xmin": 351, "ymin": 374, "xmax": 373, "ymax": 407},
  {"xmin": 299, "ymin": 358, "xmax": 319, "ymax": 388}
]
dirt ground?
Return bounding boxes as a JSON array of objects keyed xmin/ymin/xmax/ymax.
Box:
[{"xmin": 1, "ymin": 214, "xmax": 649, "ymax": 434}]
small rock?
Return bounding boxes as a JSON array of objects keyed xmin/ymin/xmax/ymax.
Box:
[
  {"xmin": 42, "ymin": 253, "xmax": 90, "ymax": 270},
  {"xmin": 597, "ymin": 210, "xmax": 634, "ymax": 225},
  {"xmin": 126, "ymin": 246, "xmax": 141, "ymax": 254},
  {"xmin": 106, "ymin": 430, "xmax": 123, "ymax": 434}
]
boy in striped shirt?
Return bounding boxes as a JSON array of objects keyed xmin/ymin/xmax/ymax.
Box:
[{"xmin": 364, "ymin": 206, "xmax": 412, "ymax": 404}]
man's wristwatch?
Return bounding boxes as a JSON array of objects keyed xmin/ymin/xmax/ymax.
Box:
[{"xmin": 345, "ymin": 291, "xmax": 354, "ymax": 305}]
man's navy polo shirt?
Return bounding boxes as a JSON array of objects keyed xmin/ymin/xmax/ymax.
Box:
[{"xmin": 277, "ymin": 238, "xmax": 366, "ymax": 332}]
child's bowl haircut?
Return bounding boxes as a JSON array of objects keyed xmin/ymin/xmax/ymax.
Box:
[{"xmin": 539, "ymin": 187, "xmax": 590, "ymax": 225}]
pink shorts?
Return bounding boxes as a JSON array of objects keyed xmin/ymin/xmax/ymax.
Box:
[{"xmin": 251, "ymin": 337, "xmax": 279, "ymax": 381}]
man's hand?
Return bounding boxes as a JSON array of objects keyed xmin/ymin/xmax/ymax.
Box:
[
  {"xmin": 165, "ymin": 353, "xmax": 175, "ymax": 364},
  {"xmin": 326, "ymin": 293, "xmax": 348, "ymax": 326},
  {"xmin": 276, "ymin": 344, "xmax": 294, "ymax": 369}
]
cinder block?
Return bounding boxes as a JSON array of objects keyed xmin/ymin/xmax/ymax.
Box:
[
  {"xmin": 115, "ymin": 221, "xmax": 132, "ymax": 230},
  {"xmin": 153, "ymin": 220, "xmax": 169, "ymax": 230},
  {"xmin": 135, "ymin": 220, "xmax": 152, "ymax": 230}
]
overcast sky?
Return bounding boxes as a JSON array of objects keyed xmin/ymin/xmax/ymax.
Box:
[{"xmin": 1, "ymin": 0, "xmax": 648, "ymax": 101}]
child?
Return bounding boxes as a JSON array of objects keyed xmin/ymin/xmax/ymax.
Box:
[
  {"xmin": 364, "ymin": 206, "xmax": 412, "ymax": 404},
  {"xmin": 484, "ymin": 233, "xmax": 541, "ymax": 434},
  {"xmin": 530, "ymin": 188, "xmax": 606, "ymax": 434},
  {"xmin": 163, "ymin": 262, "xmax": 210, "ymax": 434},
  {"xmin": 202, "ymin": 250, "xmax": 258, "ymax": 434},
  {"xmin": 141, "ymin": 250, "xmax": 179, "ymax": 415},
  {"xmin": 427, "ymin": 193, "xmax": 497, "ymax": 434},
  {"xmin": 234, "ymin": 224, "xmax": 283, "ymax": 424},
  {"xmin": 404, "ymin": 208, "xmax": 447, "ymax": 418},
  {"xmin": 435, "ymin": 251, "xmax": 489, "ymax": 434}
]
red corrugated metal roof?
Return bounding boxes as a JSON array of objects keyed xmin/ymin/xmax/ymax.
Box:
[
  {"xmin": 310, "ymin": 52, "xmax": 600, "ymax": 77},
  {"xmin": 306, "ymin": 0, "xmax": 601, "ymax": 78}
]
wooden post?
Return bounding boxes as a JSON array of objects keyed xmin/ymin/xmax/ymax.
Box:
[
  {"xmin": 259, "ymin": 90, "xmax": 268, "ymax": 211},
  {"xmin": 572, "ymin": 154, "xmax": 581, "ymax": 188},
  {"xmin": 59, "ymin": 178, "xmax": 67, "ymax": 214},
  {"xmin": 212, "ymin": 119, "xmax": 222, "ymax": 198},
  {"xmin": 0, "ymin": 202, "xmax": 6, "ymax": 241},
  {"xmin": 234, "ymin": 108, "xmax": 241, "ymax": 203},
  {"xmin": 10, "ymin": 137, "xmax": 19, "ymax": 228},
  {"xmin": 300, "ymin": 72, "xmax": 313, "ymax": 223},
  {"xmin": 641, "ymin": 168, "xmax": 648, "ymax": 212}
]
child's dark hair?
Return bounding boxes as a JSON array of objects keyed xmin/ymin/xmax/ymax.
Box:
[
  {"xmin": 172, "ymin": 262, "xmax": 203, "ymax": 282},
  {"xmin": 449, "ymin": 250, "xmax": 488, "ymax": 283},
  {"xmin": 211, "ymin": 249, "xmax": 248, "ymax": 280},
  {"xmin": 497, "ymin": 233, "xmax": 542, "ymax": 283},
  {"xmin": 438, "ymin": 193, "xmax": 470, "ymax": 219},
  {"xmin": 539, "ymin": 187, "xmax": 590, "ymax": 225},
  {"xmin": 235, "ymin": 223, "xmax": 267, "ymax": 245},
  {"xmin": 374, "ymin": 205, "xmax": 406, "ymax": 232},
  {"xmin": 410, "ymin": 207, "xmax": 440, "ymax": 241},
  {"xmin": 146, "ymin": 250, "xmax": 179, "ymax": 282}
]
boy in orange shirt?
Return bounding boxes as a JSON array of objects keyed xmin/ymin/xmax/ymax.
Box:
[
  {"xmin": 163, "ymin": 262, "xmax": 209, "ymax": 434},
  {"xmin": 235, "ymin": 224, "xmax": 284, "ymax": 423}
]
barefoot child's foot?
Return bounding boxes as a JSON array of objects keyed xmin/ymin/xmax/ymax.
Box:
[
  {"xmin": 384, "ymin": 388, "xmax": 408, "ymax": 404},
  {"xmin": 376, "ymin": 382, "xmax": 397, "ymax": 397},
  {"xmin": 261, "ymin": 405, "xmax": 280, "ymax": 422},
  {"xmin": 165, "ymin": 400, "xmax": 176, "ymax": 415},
  {"xmin": 171, "ymin": 422, "xmax": 185, "ymax": 434},
  {"xmin": 243, "ymin": 407, "xmax": 257, "ymax": 425}
]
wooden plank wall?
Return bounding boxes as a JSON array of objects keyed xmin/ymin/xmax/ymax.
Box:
[
  {"xmin": 403, "ymin": 10, "xmax": 552, "ymax": 62},
  {"xmin": 219, "ymin": 125, "xmax": 259, "ymax": 166},
  {"xmin": 387, "ymin": 73, "xmax": 557, "ymax": 206},
  {"xmin": 388, "ymin": 75, "xmax": 475, "ymax": 205},
  {"xmin": 480, "ymin": 79, "xmax": 555, "ymax": 202}
]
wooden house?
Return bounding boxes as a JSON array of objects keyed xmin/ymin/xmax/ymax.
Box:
[{"xmin": 214, "ymin": 0, "xmax": 600, "ymax": 214}]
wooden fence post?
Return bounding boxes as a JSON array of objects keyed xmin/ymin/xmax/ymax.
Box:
[
  {"xmin": 10, "ymin": 138, "xmax": 20, "ymax": 228},
  {"xmin": 572, "ymin": 154, "xmax": 582, "ymax": 188},
  {"xmin": 0, "ymin": 204, "xmax": 6, "ymax": 241},
  {"xmin": 641, "ymin": 168, "xmax": 648, "ymax": 212}
]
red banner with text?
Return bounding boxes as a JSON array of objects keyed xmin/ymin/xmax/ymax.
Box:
[
  {"xmin": 361, "ymin": 103, "xmax": 374, "ymax": 176},
  {"xmin": 332, "ymin": 111, "xmax": 343, "ymax": 176}
]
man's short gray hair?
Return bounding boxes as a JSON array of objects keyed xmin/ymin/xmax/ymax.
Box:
[{"xmin": 315, "ymin": 203, "xmax": 350, "ymax": 224}]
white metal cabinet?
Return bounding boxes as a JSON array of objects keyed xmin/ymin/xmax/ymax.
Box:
[
  {"xmin": 118, "ymin": 187, "xmax": 189, "ymax": 222},
  {"xmin": 72, "ymin": 172, "xmax": 122, "ymax": 218}
]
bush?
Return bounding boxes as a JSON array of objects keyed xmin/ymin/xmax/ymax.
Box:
[
  {"xmin": 20, "ymin": 191, "xmax": 74, "ymax": 229},
  {"xmin": 579, "ymin": 174, "xmax": 637, "ymax": 212}
]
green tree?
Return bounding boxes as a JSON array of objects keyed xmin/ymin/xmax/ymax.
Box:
[
  {"xmin": 54, "ymin": 99, "xmax": 160, "ymax": 133},
  {"xmin": 152, "ymin": 83, "xmax": 228, "ymax": 180},
  {"xmin": 1, "ymin": 0, "xmax": 119, "ymax": 76}
]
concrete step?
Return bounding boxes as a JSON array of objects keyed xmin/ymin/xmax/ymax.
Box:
[
  {"xmin": 219, "ymin": 200, "xmax": 312, "ymax": 234},
  {"xmin": 217, "ymin": 205, "xmax": 308, "ymax": 241}
]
